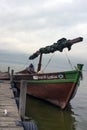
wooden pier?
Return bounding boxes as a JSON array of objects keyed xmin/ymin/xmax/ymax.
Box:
[{"xmin": 0, "ymin": 80, "xmax": 24, "ymax": 130}]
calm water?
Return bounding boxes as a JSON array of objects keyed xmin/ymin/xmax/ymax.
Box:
[{"xmin": 26, "ymin": 72, "xmax": 87, "ymax": 130}]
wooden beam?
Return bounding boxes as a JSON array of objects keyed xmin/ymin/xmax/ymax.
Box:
[
  {"xmin": 19, "ymin": 80, "xmax": 27, "ymax": 120},
  {"xmin": 37, "ymin": 53, "xmax": 42, "ymax": 72}
]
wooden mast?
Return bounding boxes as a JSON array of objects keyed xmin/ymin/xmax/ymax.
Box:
[{"xmin": 37, "ymin": 53, "xmax": 42, "ymax": 72}]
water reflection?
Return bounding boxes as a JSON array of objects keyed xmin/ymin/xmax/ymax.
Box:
[{"xmin": 26, "ymin": 96, "xmax": 76, "ymax": 130}]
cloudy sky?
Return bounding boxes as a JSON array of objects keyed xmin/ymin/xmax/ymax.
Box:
[{"xmin": 0, "ymin": 0, "xmax": 87, "ymax": 71}]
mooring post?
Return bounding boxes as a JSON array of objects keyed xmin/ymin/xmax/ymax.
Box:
[
  {"xmin": 10, "ymin": 69, "xmax": 14, "ymax": 84},
  {"xmin": 8, "ymin": 66, "xmax": 10, "ymax": 75},
  {"xmin": 19, "ymin": 80, "xmax": 27, "ymax": 120}
]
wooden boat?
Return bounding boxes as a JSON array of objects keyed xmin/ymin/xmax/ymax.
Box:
[
  {"xmin": 13, "ymin": 37, "xmax": 84, "ymax": 109},
  {"xmin": 0, "ymin": 71, "xmax": 10, "ymax": 80}
]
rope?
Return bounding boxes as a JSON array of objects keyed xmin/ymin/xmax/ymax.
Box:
[
  {"xmin": 43, "ymin": 53, "xmax": 55, "ymax": 71},
  {"xmin": 43, "ymin": 50, "xmax": 74, "ymax": 71},
  {"xmin": 64, "ymin": 50, "xmax": 74, "ymax": 70}
]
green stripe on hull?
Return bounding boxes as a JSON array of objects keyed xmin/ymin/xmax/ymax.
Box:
[
  {"xmin": 27, "ymin": 71, "xmax": 79, "ymax": 84},
  {"xmin": 27, "ymin": 79, "xmax": 77, "ymax": 84}
]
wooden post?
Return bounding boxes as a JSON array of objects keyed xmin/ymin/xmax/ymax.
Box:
[
  {"xmin": 8, "ymin": 67, "xmax": 10, "ymax": 74},
  {"xmin": 37, "ymin": 53, "xmax": 42, "ymax": 72},
  {"xmin": 10, "ymin": 69, "xmax": 14, "ymax": 84},
  {"xmin": 19, "ymin": 80, "xmax": 27, "ymax": 120}
]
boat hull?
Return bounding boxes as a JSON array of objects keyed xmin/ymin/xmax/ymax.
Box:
[{"xmin": 16, "ymin": 80, "xmax": 77, "ymax": 109}]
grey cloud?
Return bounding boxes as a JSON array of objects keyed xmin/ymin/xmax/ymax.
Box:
[
  {"xmin": 0, "ymin": 0, "xmax": 86, "ymax": 56},
  {"xmin": 0, "ymin": 0, "xmax": 87, "ymax": 33}
]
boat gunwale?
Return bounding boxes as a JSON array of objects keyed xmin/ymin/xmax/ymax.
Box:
[{"xmin": 14, "ymin": 69, "xmax": 79, "ymax": 77}]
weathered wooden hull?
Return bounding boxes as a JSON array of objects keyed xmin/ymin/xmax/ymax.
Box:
[
  {"xmin": 14, "ymin": 64, "xmax": 83, "ymax": 109},
  {"xmin": 16, "ymin": 79, "xmax": 78, "ymax": 109},
  {"xmin": 0, "ymin": 72, "xmax": 10, "ymax": 80}
]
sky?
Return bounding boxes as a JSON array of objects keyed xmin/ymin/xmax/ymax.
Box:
[{"xmin": 0, "ymin": 0, "xmax": 87, "ymax": 71}]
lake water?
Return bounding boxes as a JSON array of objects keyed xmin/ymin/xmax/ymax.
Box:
[{"xmin": 25, "ymin": 72, "xmax": 87, "ymax": 130}]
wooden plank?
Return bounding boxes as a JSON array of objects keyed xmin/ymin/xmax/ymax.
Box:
[
  {"xmin": 0, "ymin": 121, "xmax": 18, "ymax": 127},
  {"xmin": 0, "ymin": 116, "xmax": 21, "ymax": 122},
  {"xmin": 0, "ymin": 127, "xmax": 23, "ymax": 130}
]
